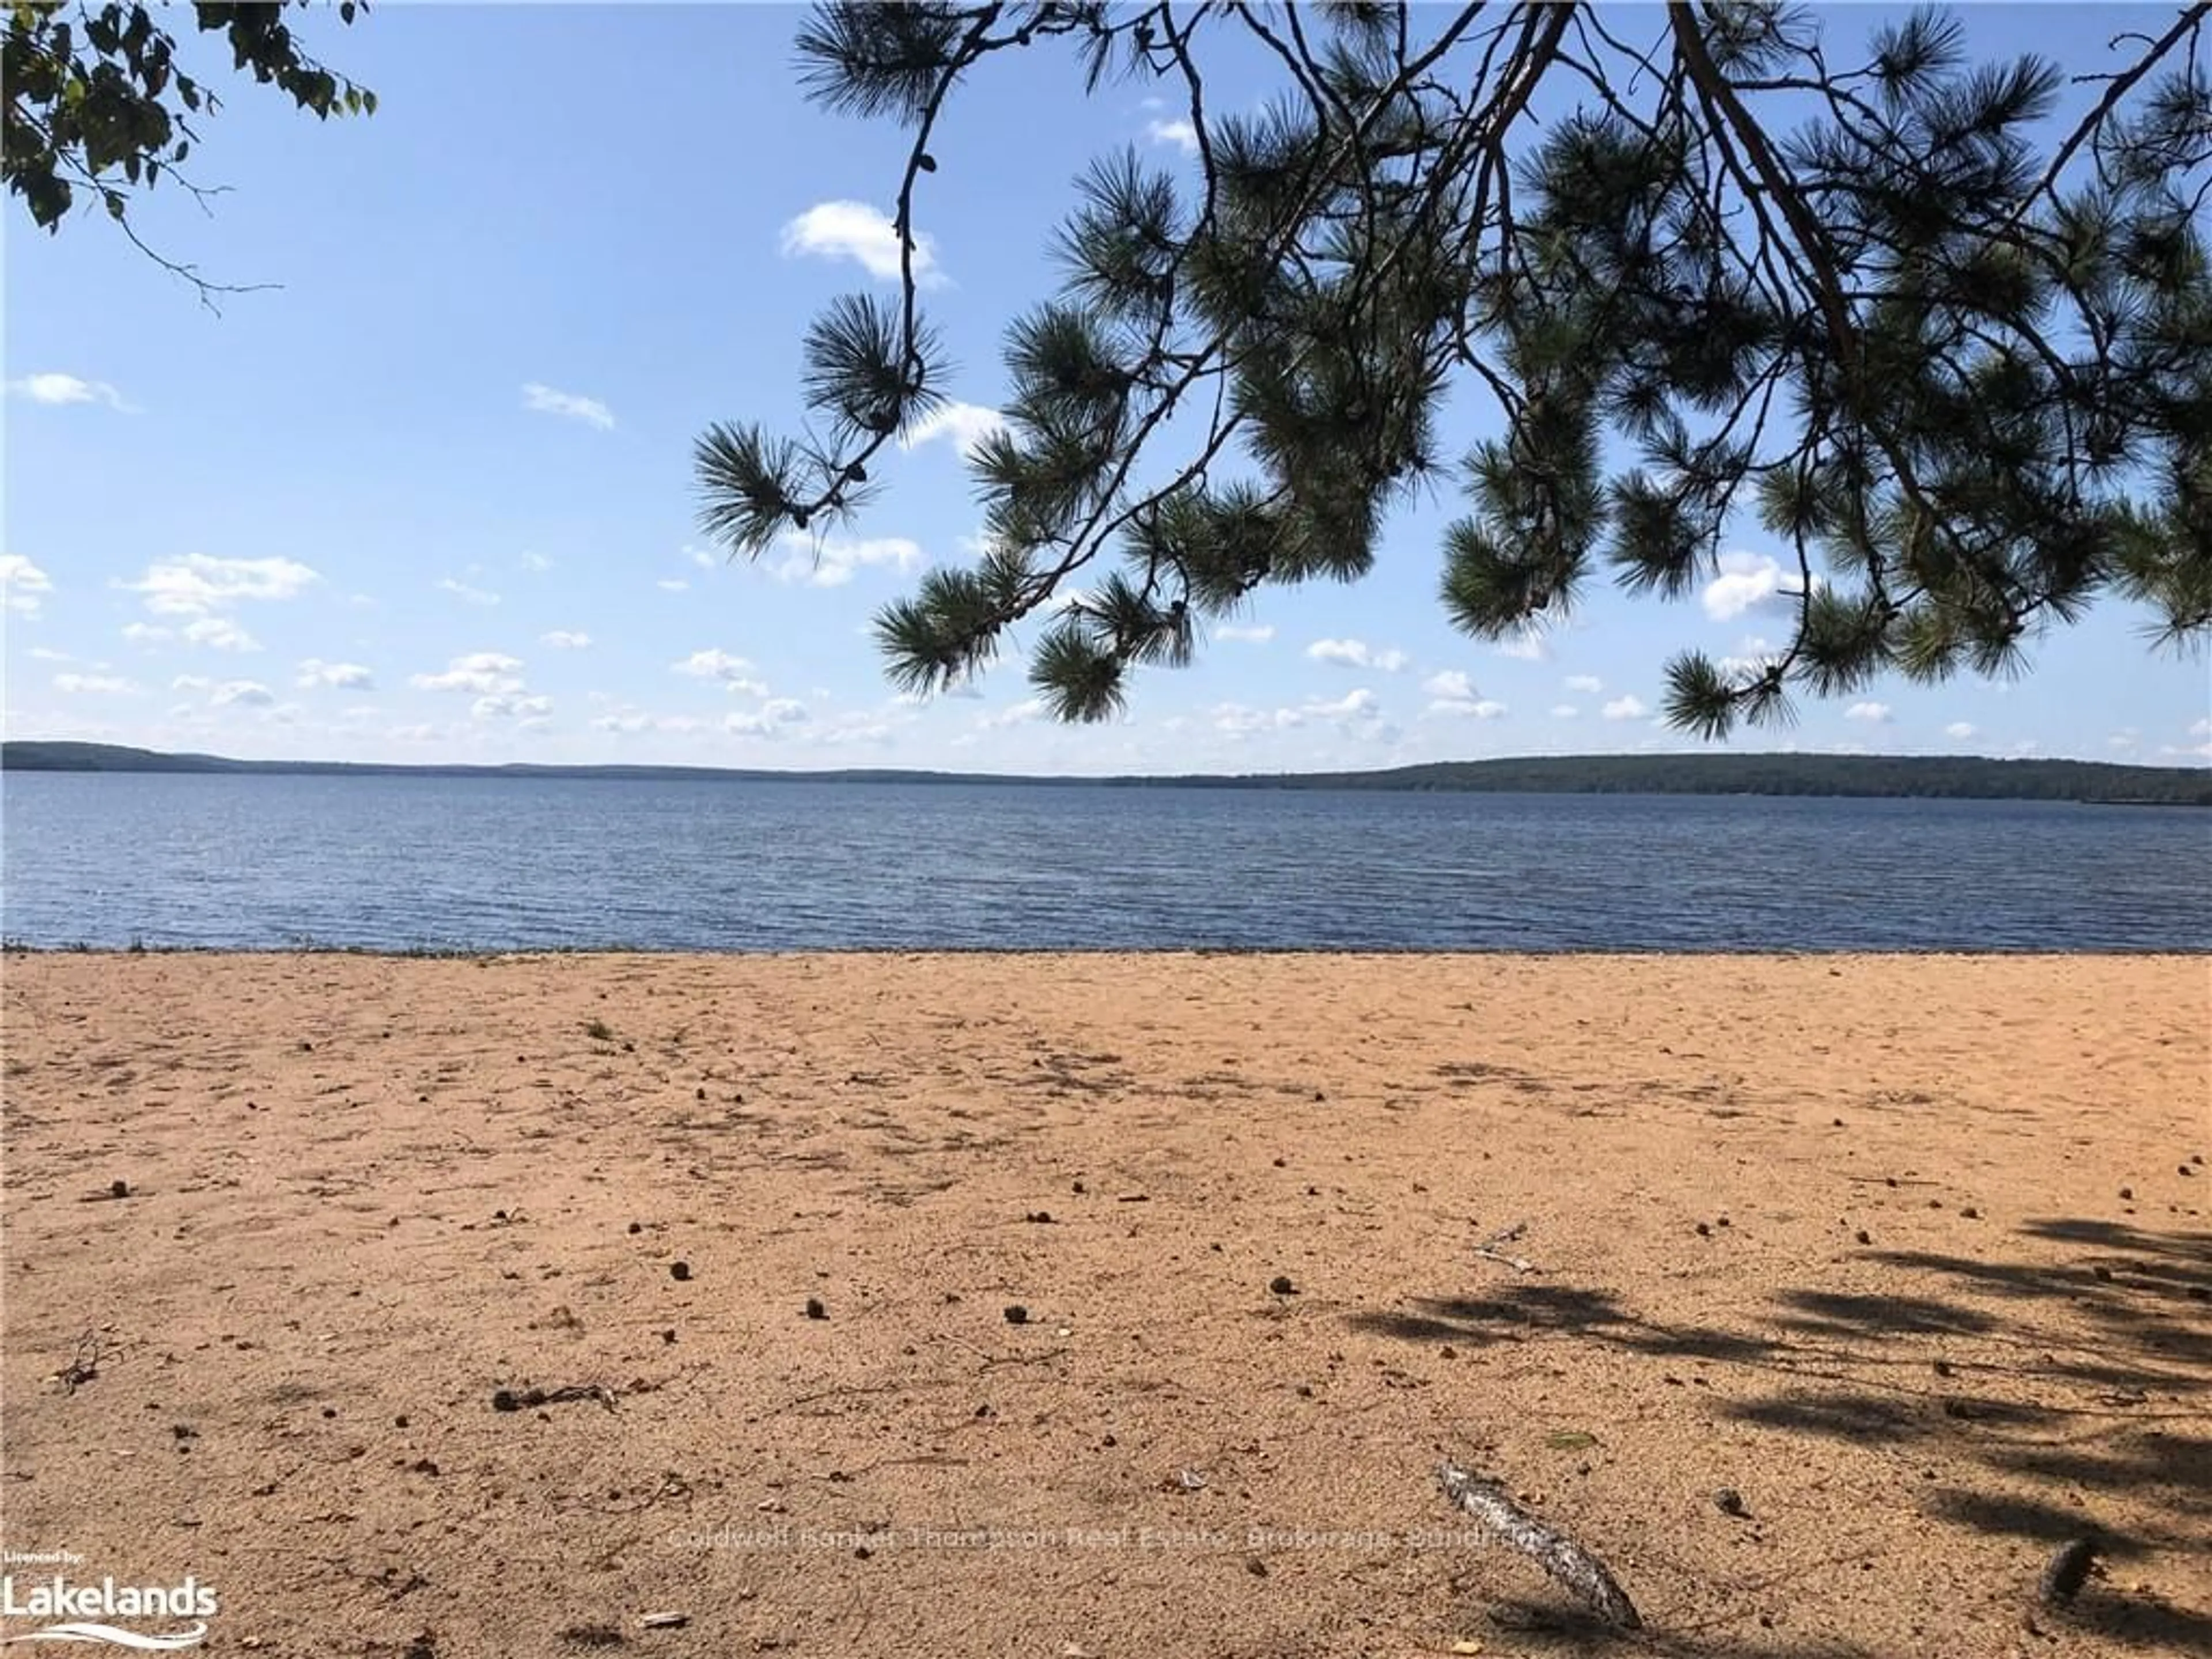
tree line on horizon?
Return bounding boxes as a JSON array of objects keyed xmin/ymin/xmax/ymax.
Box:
[{"xmin": 6, "ymin": 740, "xmax": 2209, "ymax": 804}]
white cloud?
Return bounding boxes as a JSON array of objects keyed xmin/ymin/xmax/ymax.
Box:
[
  {"xmin": 411, "ymin": 652, "xmax": 525, "ymax": 695},
  {"xmin": 900, "ymin": 402, "xmax": 1006, "ymax": 459},
  {"xmin": 1495, "ymin": 628, "xmax": 1550, "ymax": 662},
  {"xmin": 1843, "ymin": 700, "xmax": 1892, "ymax": 724},
  {"xmin": 771, "ymin": 532, "xmax": 926, "ymax": 588},
  {"xmin": 540, "ymin": 630, "xmax": 592, "ymax": 650},
  {"xmin": 2107, "ymin": 730, "xmax": 2139, "ymax": 752},
  {"xmin": 1145, "ymin": 117, "xmax": 1199, "ymax": 154},
  {"xmin": 296, "ymin": 659, "xmax": 375, "ymax": 690},
  {"xmin": 1213, "ymin": 687, "xmax": 1389, "ymax": 738},
  {"xmin": 521, "ymin": 382, "xmax": 615, "ymax": 431},
  {"xmin": 1422, "ymin": 670, "xmax": 1479, "ymax": 701},
  {"xmin": 591, "ymin": 709, "xmax": 711, "ymax": 736},
  {"xmin": 896, "ymin": 678, "xmax": 984, "ymax": 706},
  {"xmin": 687, "ymin": 547, "xmax": 718, "ymax": 570},
  {"xmin": 53, "ymin": 673, "xmax": 137, "ymax": 695},
  {"xmin": 181, "ymin": 616, "xmax": 259, "ymax": 652},
  {"xmin": 122, "ymin": 554, "xmax": 319, "ymax": 616},
  {"xmin": 1736, "ymin": 634, "xmax": 1774, "ymax": 656},
  {"xmin": 437, "ymin": 577, "xmax": 501, "ymax": 607},
  {"xmin": 518, "ymin": 551, "xmax": 554, "ymax": 573},
  {"xmin": 171, "ymin": 675, "xmax": 211, "ymax": 692},
  {"xmin": 779, "ymin": 200, "xmax": 940, "ymax": 285},
  {"xmin": 657, "ymin": 578, "xmax": 691, "ymax": 593},
  {"xmin": 1423, "ymin": 671, "xmax": 1506, "ymax": 718},
  {"xmin": 1308, "ymin": 638, "xmax": 1408, "ymax": 672},
  {"xmin": 1429, "ymin": 696, "xmax": 1508, "ymax": 719},
  {"xmin": 1306, "ymin": 687, "xmax": 1382, "ymax": 722},
  {"xmin": 7, "ymin": 373, "xmax": 133, "ymax": 411},
  {"xmin": 2192, "ymin": 717, "xmax": 2212, "ymax": 738},
  {"xmin": 472, "ymin": 693, "xmax": 553, "ymax": 721},
  {"xmin": 1213, "ymin": 703, "xmax": 1305, "ymax": 737},
  {"xmin": 211, "ymin": 680, "xmax": 275, "ymax": 708},
  {"xmin": 1551, "ymin": 704, "xmax": 1579, "ymax": 719},
  {"xmin": 1601, "ymin": 695, "xmax": 1649, "ymax": 721},
  {"xmin": 1945, "ymin": 721, "xmax": 1978, "ymax": 740},
  {"xmin": 2011, "ymin": 738, "xmax": 2041, "ymax": 756},
  {"xmin": 121, "ymin": 623, "xmax": 172, "ymax": 645},
  {"xmin": 978, "ymin": 697, "xmax": 1048, "ymax": 730},
  {"xmin": 1, "ymin": 554, "xmax": 53, "ymax": 616},
  {"xmin": 1701, "ymin": 551, "xmax": 1819, "ymax": 622},
  {"xmin": 1564, "ymin": 673, "xmax": 1603, "ymax": 694},
  {"xmin": 808, "ymin": 708, "xmax": 907, "ymax": 748},
  {"xmin": 1717, "ymin": 638, "xmax": 1786, "ymax": 677},
  {"xmin": 726, "ymin": 698, "xmax": 809, "ymax": 737},
  {"xmin": 671, "ymin": 649, "xmax": 768, "ymax": 694},
  {"xmin": 29, "ymin": 646, "xmax": 72, "ymax": 662},
  {"xmin": 1213, "ymin": 623, "xmax": 1275, "ymax": 644}
]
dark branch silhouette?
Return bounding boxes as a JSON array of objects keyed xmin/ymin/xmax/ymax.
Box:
[{"xmin": 698, "ymin": 1, "xmax": 2211, "ymax": 734}]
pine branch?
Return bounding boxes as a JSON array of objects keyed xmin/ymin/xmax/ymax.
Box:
[{"xmin": 707, "ymin": 1, "xmax": 2212, "ymax": 729}]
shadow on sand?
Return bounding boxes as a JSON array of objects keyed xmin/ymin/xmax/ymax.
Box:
[{"xmin": 1350, "ymin": 1217, "xmax": 2211, "ymax": 1656}]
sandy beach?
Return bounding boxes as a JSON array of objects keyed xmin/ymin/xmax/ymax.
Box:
[{"xmin": 2, "ymin": 951, "xmax": 2205, "ymax": 1658}]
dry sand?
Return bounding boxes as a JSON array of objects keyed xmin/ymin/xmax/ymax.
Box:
[{"xmin": 1, "ymin": 952, "xmax": 2206, "ymax": 1659}]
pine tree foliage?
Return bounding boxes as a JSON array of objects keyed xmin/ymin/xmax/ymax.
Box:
[{"xmin": 696, "ymin": 1, "xmax": 2212, "ymax": 732}]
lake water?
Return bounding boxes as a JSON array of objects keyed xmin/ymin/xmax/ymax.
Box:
[{"xmin": 1, "ymin": 773, "xmax": 2206, "ymax": 952}]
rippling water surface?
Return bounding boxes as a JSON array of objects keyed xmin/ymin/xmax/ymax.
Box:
[{"xmin": 2, "ymin": 773, "xmax": 2205, "ymax": 951}]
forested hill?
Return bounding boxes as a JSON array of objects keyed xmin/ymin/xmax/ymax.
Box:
[{"xmin": 5, "ymin": 741, "xmax": 2208, "ymax": 804}]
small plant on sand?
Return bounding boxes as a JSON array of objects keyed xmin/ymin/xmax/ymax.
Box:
[{"xmin": 583, "ymin": 1018, "xmax": 615, "ymax": 1043}]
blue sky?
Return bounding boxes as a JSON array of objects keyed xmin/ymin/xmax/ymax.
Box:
[{"xmin": 6, "ymin": 2, "xmax": 2207, "ymax": 773}]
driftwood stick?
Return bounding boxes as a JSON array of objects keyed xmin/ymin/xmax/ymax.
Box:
[
  {"xmin": 1473, "ymin": 1219, "xmax": 1536, "ymax": 1274},
  {"xmin": 1435, "ymin": 1461, "xmax": 1642, "ymax": 1630}
]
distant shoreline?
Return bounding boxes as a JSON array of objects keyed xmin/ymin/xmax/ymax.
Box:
[{"xmin": 6, "ymin": 739, "xmax": 2209, "ymax": 805}]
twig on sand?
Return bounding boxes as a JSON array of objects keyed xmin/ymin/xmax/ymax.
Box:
[
  {"xmin": 766, "ymin": 1380, "xmax": 908, "ymax": 1417},
  {"xmin": 490, "ymin": 1363, "xmax": 707, "ymax": 1416},
  {"xmin": 942, "ymin": 1333, "xmax": 1073, "ymax": 1371},
  {"xmin": 1434, "ymin": 1461, "xmax": 1642, "ymax": 1630},
  {"xmin": 55, "ymin": 1330, "xmax": 113, "ymax": 1393},
  {"xmin": 492, "ymin": 1382, "xmax": 620, "ymax": 1414},
  {"xmin": 1473, "ymin": 1221, "xmax": 1536, "ymax": 1274}
]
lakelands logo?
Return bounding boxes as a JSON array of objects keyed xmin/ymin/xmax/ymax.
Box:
[{"xmin": 0, "ymin": 1554, "xmax": 217, "ymax": 1651}]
